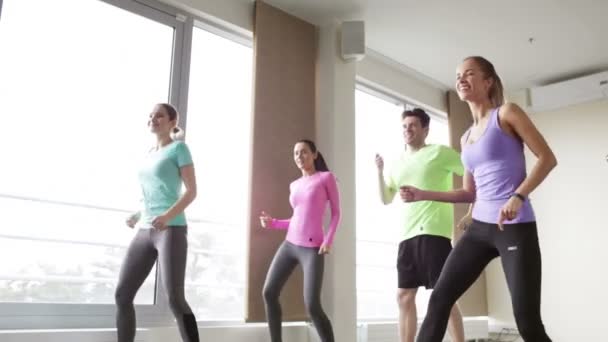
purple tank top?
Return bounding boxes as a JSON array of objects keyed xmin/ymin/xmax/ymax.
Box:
[{"xmin": 461, "ymin": 107, "xmax": 535, "ymax": 224}]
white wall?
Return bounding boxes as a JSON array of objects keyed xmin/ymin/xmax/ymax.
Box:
[{"xmin": 485, "ymin": 98, "xmax": 608, "ymax": 341}]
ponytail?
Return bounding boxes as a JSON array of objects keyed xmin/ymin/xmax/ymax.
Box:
[
  {"xmin": 171, "ymin": 126, "xmax": 185, "ymax": 140},
  {"xmin": 314, "ymin": 151, "xmax": 329, "ymax": 172}
]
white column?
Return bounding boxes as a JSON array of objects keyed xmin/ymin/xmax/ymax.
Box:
[{"xmin": 315, "ymin": 22, "xmax": 358, "ymax": 342}]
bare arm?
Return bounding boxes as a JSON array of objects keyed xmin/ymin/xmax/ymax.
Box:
[
  {"xmin": 162, "ymin": 164, "xmax": 197, "ymax": 221},
  {"xmin": 414, "ymin": 171, "xmax": 476, "ymax": 203},
  {"xmin": 375, "ymin": 154, "xmax": 396, "ymax": 205},
  {"xmin": 378, "ymin": 171, "xmax": 396, "ymax": 204},
  {"xmin": 501, "ymin": 102, "xmax": 557, "ymax": 197},
  {"xmin": 400, "ymin": 134, "xmax": 475, "ymax": 204}
]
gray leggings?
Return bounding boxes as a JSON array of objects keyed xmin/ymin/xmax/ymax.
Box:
[
  {"xmin": 262, "ymin": 241, "xmax": 334, "ymax": 342},
  {"xmin": 115, "ymin": 226, "xmax": 199, "ymax": 342}
]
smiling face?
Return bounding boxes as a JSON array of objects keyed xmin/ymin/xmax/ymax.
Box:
[
  {"xmin": 293, "ymin": 141, "xmax": 317, "ymax": 172},
  {"xmin": 455, "ymin": 58, "xmax": 494, "ymax": 103},
  {"xmin": 147, "ymin": 104, "xmax": 177, "ymax": 136},
  {"xmin": 402, "ymin": 115, "xmax": 428, "ymax": 147}
]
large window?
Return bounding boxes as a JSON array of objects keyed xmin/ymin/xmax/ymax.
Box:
[
  {"xmin": 183, "ymin": 26, "xmax": 252, "ymax": 321},
  {"xmin": 0, "ymin": 0, "xmax": 252, "ymax": 328},
  {"xmin": 355, "ymin": 88, "xmax": 449, "ymax": 320},
  {"xmin": 0, "ymin": 0, "xmax": 174, "ymax": 307}
]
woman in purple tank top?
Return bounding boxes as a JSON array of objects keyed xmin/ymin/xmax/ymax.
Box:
[{"xmin": 402, "ymin": 56, "xmax": 557, "ymax": 342}]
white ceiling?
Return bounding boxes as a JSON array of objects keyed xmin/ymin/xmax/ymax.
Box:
[{"xmin": 259, "ymin": 0, "xmax": 608, "ymax": 92}]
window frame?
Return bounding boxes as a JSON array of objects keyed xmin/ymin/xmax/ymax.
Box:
[
  {"xmin": 0, "ymin": 0, "xmax": 253, "ymax": 329},
  {"xmin": 354, "ymin": 82, "xmax": 450, "ymax": 321}
]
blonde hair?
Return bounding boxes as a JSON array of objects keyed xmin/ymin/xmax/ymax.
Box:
[{"xmin": 464, "ymin": 56, "xmax": 504, "ymax": 108}]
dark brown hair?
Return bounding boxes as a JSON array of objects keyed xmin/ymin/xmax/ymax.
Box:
[
  {"xmin": 297, "ymin": 139, "xmax": 329, "ymax": 172},
  {"xmin": 402, "ymin": 108, "xmax": 430, "ymax": 128}
]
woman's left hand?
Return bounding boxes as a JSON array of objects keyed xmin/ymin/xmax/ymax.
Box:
[
  {"xmin": 497, "ymin": 196, "xmax": 523, "ymax": 230},
  {"xmin": 319, "ymin": 243, "xmax": 331, "ymax": 255},
  {"xmin": 152, "ymin": 215, "xmax": 170, "ymax": 230}
]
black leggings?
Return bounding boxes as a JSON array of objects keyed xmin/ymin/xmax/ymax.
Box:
[
  {"xmin": 416, "ymin": 220, "xmax": 551, "ymax": 342},
  {"xmin": 262, "ymin": 241, "xmax": 334, "ymax": 342}
]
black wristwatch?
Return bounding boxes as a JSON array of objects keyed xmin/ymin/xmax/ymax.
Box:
[{"xmin": 512, "ymin": 193, "xmax": 526, "ymax": 202}]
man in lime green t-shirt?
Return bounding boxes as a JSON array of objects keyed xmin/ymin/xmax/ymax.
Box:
[{"xmin": 375, "ymin": 108, "xmax": 465, "ymax": 342}]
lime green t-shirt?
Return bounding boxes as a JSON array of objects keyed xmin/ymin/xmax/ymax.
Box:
[
  {"xmin": 386, "ymin": 144, "xmax": 464, "ymax": 241},
  {"xmin": 138, "ymin": 141, "xmax": 193, "ymax": 227}
]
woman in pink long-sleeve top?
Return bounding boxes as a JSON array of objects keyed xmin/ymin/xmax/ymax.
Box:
[{"xmin": 259, "ymin": 139, "xmax": 341, "ymax": 342}]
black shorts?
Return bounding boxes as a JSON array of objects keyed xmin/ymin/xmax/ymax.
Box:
[{"xmin": 397, "ymin": 235, "xmax": 452, "ymax": 289}]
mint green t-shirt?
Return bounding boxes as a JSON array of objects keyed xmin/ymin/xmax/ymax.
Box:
[
  {"xmin": 386, "ymin": 144, "xmax": 464, "ymax": 241},
  {"xmin": 138, "ymin": 141, "xmax": 193, "ymax": 227}
]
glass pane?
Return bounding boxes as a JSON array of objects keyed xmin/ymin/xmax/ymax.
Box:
[
  {"xmin": 185, "ymin": 26, "xmax": 252, "ymax": 320},
  {"xmin": 0, "ymin": 198, "xmax": 155, "ymax": 304},
  {"xmin": 185, "ymin": 223, "xmax": 245, "ymax": 320},
  {"xmin": 357, "ymin": 289, "xmax": 432, "ymax": 320},
  {"xmin": 356, "ymin": 241, "xmax": 398, "ymax": 270},
  {"xmin": 0, "ymin": 0, "xmax": 175, "ymax": 304}
]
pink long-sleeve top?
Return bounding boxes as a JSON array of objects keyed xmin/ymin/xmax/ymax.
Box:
[{"xmin": 270, "ymin": 171, "xmax": 341, "ymax": 248}]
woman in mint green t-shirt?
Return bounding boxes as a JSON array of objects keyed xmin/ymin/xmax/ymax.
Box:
[{"xmin": 115, "ymin": 103, "xmax": 199, "ymax": 342}]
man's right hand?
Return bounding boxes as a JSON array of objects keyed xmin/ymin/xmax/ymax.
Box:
[{"xmin": 375, "ymin": 153, "xmax": 384, "ymax": 172}]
